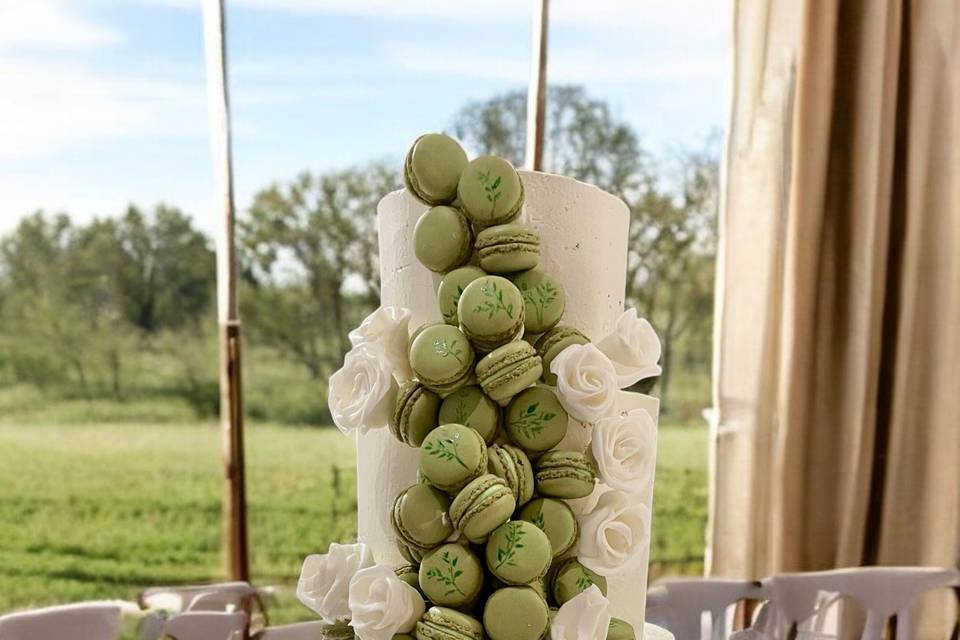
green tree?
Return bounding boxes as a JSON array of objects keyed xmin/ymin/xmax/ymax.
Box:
[{"xmin": 240, "ymin": 164, "xmax": 398, "ymax": 380}]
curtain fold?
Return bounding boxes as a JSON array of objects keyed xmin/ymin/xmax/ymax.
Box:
[{"xmin": 712, "ymin": 0, "xmax": 959, "ymax": 634}]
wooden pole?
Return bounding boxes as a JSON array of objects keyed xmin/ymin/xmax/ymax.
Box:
[
  {"xmin": 524, "ymin": 0, "xmax": 549, "ymax": 171},
  {"xmin": 202, "ymin": 0, "xmax": 249, "ymax": 582}
]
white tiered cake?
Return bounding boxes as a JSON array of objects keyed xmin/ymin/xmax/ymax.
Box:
[{"xmin": 357, "ymin": 171, "xmax": 659, "ymax": 633}]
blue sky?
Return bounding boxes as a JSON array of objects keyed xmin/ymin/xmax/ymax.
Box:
[{"xmin": 0, "ymin": 0, "xmax": 730, "ymax": 236}]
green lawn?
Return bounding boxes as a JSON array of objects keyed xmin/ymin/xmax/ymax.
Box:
[{"xmin": 0, "ymin": 419, "xmax": 706, "ymax": 623}]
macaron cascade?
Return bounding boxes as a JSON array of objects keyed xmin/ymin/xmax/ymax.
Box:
[{"xmin": 306, "ymin": 133, "xmax": 664, "ymax": 640}]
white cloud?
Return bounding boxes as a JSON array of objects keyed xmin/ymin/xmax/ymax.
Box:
[
  {"xmin": 0, "ymin": 57, "xmax": 206, "ymax": 159},
  {"xmin": 0, "ymin": 1, "xmax": 120, "ymax": 51}
]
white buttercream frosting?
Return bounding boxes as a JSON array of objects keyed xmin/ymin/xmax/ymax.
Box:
[
  {"xmin": 551, "ymin": 343, "xmax": 619, "ymax": 423},
  {"xmin": 591, "ymin": 408, "xmax": 657, "ymax": 493},
  {"xmin": 596, "ymin": 308, "xmax": 662, "ymax": 388},
  {"xmin": 296, "ymin": 542, "xmax": 375, "ymax": 623},
  {"xmin": 328, "ymin": 342, "xmax": 398, "ymax": 435},
  {"xmin": 551, "ymin": 585, "xmax": 612, "ymax": 640},
  {"xmin": 348, "ymin": 306, "xmax": 414, "ymax": 382},
  {"xmin": 578, "ymin": 489, "xmax": 651, "ymax": 577},
  {"xmin": 348, "ymin": 564, "xmax": 425, "ymax": 640}
]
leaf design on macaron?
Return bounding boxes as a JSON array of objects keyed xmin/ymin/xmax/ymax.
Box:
[
  {"xmin": 473, "ymin": 281, "xmax": 514, "ymax": 320},
  {"xmin": 494, "ymin": 521, "xmax": 526, "ymax": 570},
  {"xmin": 424, "ymin": 434, "xmax": 470, "ymax": 470},
  {"xmin": 425, "ymin": 550, "xmax": 467, "ymax": 597},
  {"xmin": 511, "ymin": 402, "xmax": 557, "ymax": 440},
  {"xmin": 433, "ymin": 337, "xmax": 465, "ymax": 365}
]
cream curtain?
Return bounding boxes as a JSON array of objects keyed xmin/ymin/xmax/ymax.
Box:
[{"xmin": 711, "ymin": 0, "xmax": 960, "ymax": 634}]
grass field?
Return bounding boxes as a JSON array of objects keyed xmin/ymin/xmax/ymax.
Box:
[{"xmin": 0, "ymin": 417, "xmax": 707, "ymax": 624}]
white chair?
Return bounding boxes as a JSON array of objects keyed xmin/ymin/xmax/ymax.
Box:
[
  {"xmin": 646, "ymin": 578, "xmax": 764, "ymax": 639},
  {"xmin": 763, "ymin": 566, "xmax": 960, "ymax": 640},
  {"xmin": 140, "ymin": 581, "xmax": 260, "ymax": 613},
  {"xmin": 0, "ymin": 600, "xmax": 136, "ymax": 640},
  {"xmin": 161, "ymin": 610, "xmax": 248, "ymax": 640}
]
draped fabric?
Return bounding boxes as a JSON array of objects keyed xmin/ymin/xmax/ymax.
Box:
[{"xmin": 710, "ymin": 0, "xmax": 960, "ymax": 634}]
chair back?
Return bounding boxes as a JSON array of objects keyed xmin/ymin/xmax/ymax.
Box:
[
  {"xmin": 161, "ymin": 610, "xmax": 248, "ymax": 640},
  {"xmin": 647, "ymin": 578, "xmax": 763, "ymax": 639},
  {"xmin": 0, "ymin": 601, "xmax": 132, "ymax": 640},
  {"xmin": 140, "ymin": 581, "xmax": 259, "ymax": 613},
  {"xmin": 257, "ymin": 620, "xmax": 334, "ymax": 639}
]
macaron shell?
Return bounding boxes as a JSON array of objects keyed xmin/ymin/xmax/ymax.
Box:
[
  {"xmin": 533, "ymin": 325, "xmax": 589, "ymax": 385},
  {"xmin": 438, "ymin": 266, "xmax": 486, "ymax": 325},
  {"xmin": 484, "ymin": 520, "xmax": 552, "ymax": 585},
  {"xmin": 450, "ymin": 474, "xmax": 516, "ymax": 543},
  {"xmin": 420, "ymin": 424, "xmax": 488, "ymax": 494},
  {"xmin": 438, "ymin": 386, "xmax": 502, "ymax": 445},
  {"xmin": 505, "ymin": 386, "xmax": 568, "ymax": 452},
  {"xmin": 404, "ymin": 134, "xmax": 468, "ymax": 205},
  {"xmin": 487, "ymin": 444, "xmax": 534, "ymax": 506},
  {"xmin": 392, "ymin": 483, "xmax": 454, "ymax": 549},
  {"xmin": 392, "ymin": 382, "xmax": 442, "ymax": 447},
  {"xmin": 416, "ymin": 607, "xmax": 484, "ymax": 640},
  {"xmin": 475, "ymin": 223, "xmax": 541, "ymax": 274},
  {"xmin": 534, "ymin": 451, "xmax": 597, "ymax": 499},
  {"xmin": 608, "ymin": 618, "xmax": 637, "ymax": 640},
  {"xmin": 550, "ymin": 558, "xmax": 608, "ymax": 605},
  {"xmin": 518, "ymin": 497, "xmax": 578, "ymax": 558},
  {"xmin": 482, "ymin": 586, "xmax": 550, "ymax": 640},
  {"xmin": 476, "ymin": 342, "xmax": 543, "ymax": 406},
  {"xmin": 413, "ymin": 206, "xmax": 473, "ymax": 273},
  {"xmin": 410, "ymin": 325, "xmax": 475, "ymax": 393},
  {"xmin": 419, "ymin": 544, "xmax": 484, "ymax": 608},
  {"xmin": 457, "ymin": 156, "xmax": 524, "ymax": 227},
  {"xmin": 511, "ymin": 269, "xmax": 565, "ymax": 334},
  {"xmin": 458, "ymin": 276, "xmax": 526, "ymax": 352}
]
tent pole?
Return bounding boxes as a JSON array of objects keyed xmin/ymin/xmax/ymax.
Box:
[
  {"xmin": 525, "ymin": 0, "xmax": 549, "ymax": 171},
  {"xmin": 202, "ymin": 0, "xmax": 249, "ymax": 582}
]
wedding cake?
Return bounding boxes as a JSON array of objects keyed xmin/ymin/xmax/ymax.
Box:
[{"xmin": 298, "ymin": 134, "xmax": 662, "ymax": 640}]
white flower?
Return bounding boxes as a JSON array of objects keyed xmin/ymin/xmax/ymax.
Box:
[
  {"xmin": 551, "ymin": 343, "xmax": 619, "ymax": 423},
  {"xmin": 328, "ymin": 342, "xmax": 399, "ymax": 435},
  {"xmin": 348, "ymin": 564, "xmax": 425, "ymax": 640},
  {"xmin": 591, "ymin": 408, "xmax": 656, "ymax": 493},
  {"xmin": 595, "ymin": 309, "xmax": 661, "ymax": 388},
  {"xmin": 550, "ymin": 585, "xmax": 611, "ymax": 640},
  {"xmin": 578, "ymin": 490, "xmax": 651, "ymax": 576},
  {"xmin": 297, "ymin": 542, "xmax": 375, "ymax": 623},
  {"xmin": 348, "ymin": 306, "xmax": 414, "ymax": 382}
]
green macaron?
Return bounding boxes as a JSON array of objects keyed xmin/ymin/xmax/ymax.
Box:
[
  {"xmin": 394, "ymin": 563, "xmax": 422, "ymax": 595},
  {"xmin": 391, "ymin": 381, "xmax": 442, "ymax": 447},
  {"xmin": 534, "ymin": 451, "xmax": 597, "ymax": 499},
  {"xmin": 483, "ymin": 587, "xmax": 550, "ymax": 640},
  {"xmin": 419, "ymin": 424, "xmax": 488, "ymax": 494},
  {"xmin": 511, "ymin": 269, "xmax": 565, "ymax": 334},
  {"xmin": 475, "ymin": 223, "xmax": 540, "ymax": 274},
  {"xmin": 457, "ymin": 156, "xmax": 525, "ymax": 228},
  {"xmin": 533, "ymin": 325, "xmax": 590, "ymax": 385},
  {"xmin": 415, "ymin": 607, "xmax": 484, "ymax": 640},
  {"xmin": 438, "ymin": 386, "xmax": 501, "ymax": 444},
  {"xmin": 505, "ymin": 386, "xmax": 568, "ymax": 453},
  {"xmin": 449, "ymin": 474, "xmax": 516, "ymax": 543},
  {"xmin": 418, "ymin": 544, "xmax": 484, "ymax": 609},
  {"xmin": 486, "ymin": 443, "xmax": 535, "ymax": 506},
  {"xmin": 550, "ymin": 558, "xmax": 608, "ymax": 605},
  {"xmin": 414, "ymin": 206, "xmax": 474, "ymax": 274},
  {"xmin": 519, "ymin": 498, "xmax": 578, "ymax": 559},
  {"xmin": 392, "ymin": 483, "xmax": 454, "ymax": 561},
  {"xmin": 458, "ymin": 275, "xmax": 525, "ymax": 352},
  {"xmin": 608, "ymin": 618, "xmax": 636, "ymax": 640},
  {"xmin": 475, "ymin": 341, "xmax": 543, "ymax": 407},
  {"xmin": 410, "ymin": 324, "xmax": 475, "ymax": 397},
  {"xmin": 438, "ymin": 266, "xmax": 486, "ymax": 326},
  {"xmin": 317, "ymin": 622, "xmax": 356, "ymax": 640},
  {"xmin": 404, "ymin": 133, "xmax": 468, "ymax": 206},
  {"xmin": 485, "ymin": 520, "xmax": 552, "ymax": 585}
]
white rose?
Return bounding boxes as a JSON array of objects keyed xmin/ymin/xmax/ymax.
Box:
[
  {"xmin": 578, "ymin": 490, "xmax": 651, "ymax": 576},
  {"xmin": 550, "ymin": 585, "xmax": 611, "ymax": 640},
  {"xmin": 348, "ymin": 306, "xmax": 414, "ymax": 382},
  {"xmin": 596, "ymin": 309, "xmax": 661, "ymax": 388},
  {"xmin": 328, "ymin": 342, "xmax": 398, "ymax": 435},
  {"xmin": 296, "ymin": 542, "xmax": 375, "ymax": 623},
  {"xmin": 348, "ymin": 564, "xmax": 425, "ymax": 640},
  {"xmin": 591, "ymin": 408, "xmax": 656, "ymax": 494},
  {"xmin": 550, "ymin": 343, "xmax": 619, "ymax": 423}
]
